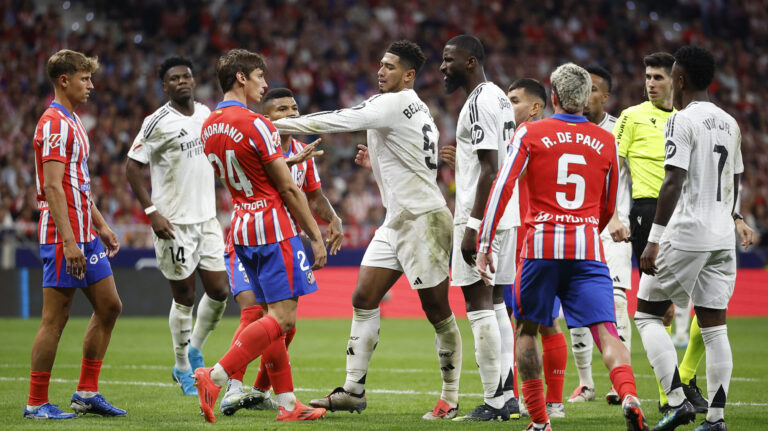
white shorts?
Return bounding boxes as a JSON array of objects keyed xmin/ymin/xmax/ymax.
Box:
[
  {"xmin": 451, "ymin": 226, "xmax": 517, "ymax": 287},
  {"xmin": 153, "ymin": 217, "xmax": 226, "ymax": 280},
  {"xmin": 601, "ymin": 232, "xmax": 633, "ymax": 290},
  {"xmin": 360, "ymin": 207, "xmax": 452, "ymax": 289},
  {"xmin": 637, "ymin": 241, "xmax": 736, "ymax": 310}
]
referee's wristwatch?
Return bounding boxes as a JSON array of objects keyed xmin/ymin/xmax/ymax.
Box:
[{"xmin": 732, "ymin": 212, "xmax": 743, "ymax": 221}]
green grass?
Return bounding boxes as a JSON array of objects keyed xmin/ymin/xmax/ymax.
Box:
[{"xmin": 2, "ymin": 316, "xmax": 768, "ymax": 430}]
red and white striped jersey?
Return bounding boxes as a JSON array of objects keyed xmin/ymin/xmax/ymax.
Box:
[
  {"xmin": 34, "ymin": 102, "xmax": 96, "ymax": 245},
  {"xmin": 225, "ymin": 136, "xmax": 323, "ymax": 253},
  {"xmin": 478, "ymin": 113, "xmax": 618, "ymax": 262},
  {"xmin": 203, "ymin": 100, "xmax": 298, "ymax": 247}
]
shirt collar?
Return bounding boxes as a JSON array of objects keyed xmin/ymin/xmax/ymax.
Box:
[
  {"xmin": 552, "ymin": 113, "xmax": 588, "ymax": 123},
  {"xmin": 50, "ymin": 102, "xmax": 75, "ymax": 120},
  {"xmin": 215, "ymin": 100, "xmax": 246, "ymax": 110}
]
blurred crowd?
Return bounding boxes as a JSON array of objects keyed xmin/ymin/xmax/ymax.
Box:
[{"xmin": 1, "ymin": 0, "xmax": 767, "ymax": 252}]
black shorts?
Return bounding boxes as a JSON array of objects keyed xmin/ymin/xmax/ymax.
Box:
[{"xmin": 629, "ymin": 198, "xmax": 657, "ymax": 272}]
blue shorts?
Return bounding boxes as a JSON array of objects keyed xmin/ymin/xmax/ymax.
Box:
[
  {"xmin": 506, "ymin": 283, "xmax": 561, "ymax": 321},
  {"xmin": 234, "ymin": 236, "xmax": 318, "ymax": 303},
  {"xmin": 225, "ymin": 248, "xmax": 251, "ymax": 298},
  {"xmin": 512, "ymin": 259, "xmax": 614, "ymax": 328},
  {"xmin": 40, "ymin": 237, "xmax": 113, "ymax": 288}
]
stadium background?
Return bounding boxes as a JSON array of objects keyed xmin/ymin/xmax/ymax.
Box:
[{"xmin": 0, "ymin": 0, "xmax": 767, "ymax": 319}]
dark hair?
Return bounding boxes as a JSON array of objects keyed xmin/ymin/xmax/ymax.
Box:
[
  {"xmin": 386, "ymin": 40, "xmax": 426, "ymax": 74},
  {"xmin": 585, "ymin": 65, "xmax": 612, "ymax": 92},
  {"xmin": 643, "ymin": 52, "xmax": 675, "ymax": 75},
  {"xmin": 47, "ymin": 49, "xmax": 99, "ymax": 85},
  {"xmin": 508, "ymin": 78, "xmax": 547, "ymax": 108},
  {"xmin": 216, "ymin": 49, "xmax": 268, "ymax": 93},
  {"xmin": 262, "ymin": 88, "xmax": 295, "ymax": 106},
  {"xmin": 158, "ymin": 56, "xmax": 193, "ymax": 81},
  {"xmin": 674, "ymin": 45, "xmax": 716, "ymax": 90},
  {"xmin": 446, "ymin": 34, "xmax": 485, "ymax": 64}
]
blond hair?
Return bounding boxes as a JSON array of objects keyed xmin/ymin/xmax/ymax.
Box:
[
  {"xmin": 550, "ymin": 63, "xmax": 590, "ymax": 114},
  {"xmin": 47, "ymin": 49, "xmax": 99, "ymax": 86}
]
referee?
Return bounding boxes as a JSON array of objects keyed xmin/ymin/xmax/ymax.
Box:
[{"xmin": 615, "ymin": 52, "xmax": 676, "ymax": 271}]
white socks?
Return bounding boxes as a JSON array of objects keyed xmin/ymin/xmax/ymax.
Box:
[
  {"xmin": 433, "ymin": 313, "xmax": 462, "ymax": 407},
  {"xmin": 191, "ymin": 294, "xmax": 227, "ymax": 351},
  {"xmin": 468, "ymin": 309, "xmax": 503, "ymax": 409},
  {"xmin": 343, "ymin": 307, "xmax": 380, "ymax": 395},
  {"xmin": 169, "ymin": 300, "xmax": 193, "ymax": 370},
  {"xmin": 674, "ymin": 302, "xmax": 692, "ymax": 340},
  {"xmin": 210, "ymin": 363, "xmax": 228, "ymax": 386},
  {"xmin": 701, "ymin": 325, "xmax": 731, "ymax": 423},
  {"xmin": 494, "ymin": 303, "xmax": 516, "ymax": 402},
  {"xmin": 275, "ymin": 391, "xmax": 297, "ymax": 411},
  {"xmin": 635, "ymin": 312, "xmax": 685, "ymax": 406},
  {"xmin": 569, "ymin": 326, "xmax": 594, "ymax": 387},
  {"xmin": 614, "ymin": 289, "xmax": 631, "ymax": 353}
]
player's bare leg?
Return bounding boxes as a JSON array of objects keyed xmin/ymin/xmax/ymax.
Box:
[
  {"xmin": 71, "ymin": 276, "xmax": 126, "ymax": 417},
  {"xmin": 310, "ymin": 266, "xmax": 400, "ymax": 413},
  {"xmin": 419, "ymin": 277, "xmax": 462, "ymax": 420},
  {"xmin": 30, "ymin": 288, "xmax": 77, "ymax": 373},
  {"xmin": 516, "ymin": 319, "xmax": 551, "ymax": 429}
]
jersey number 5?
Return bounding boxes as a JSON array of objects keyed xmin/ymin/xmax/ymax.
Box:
[
  {"xmin": 556, "ymin": 153, "xmax": 587, "ymax": 209},
  {"xmin": 208, "ymin": 150, "xmax": 254, "ymax": 197},
  {"xmin": 422, "ymin": 124, "xmax": 438, "ymax": 170}
]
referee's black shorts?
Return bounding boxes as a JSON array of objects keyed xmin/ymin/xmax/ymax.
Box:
[{"xmin": 629, "ymin": 198, "xmax": 657, "ymax": 272}]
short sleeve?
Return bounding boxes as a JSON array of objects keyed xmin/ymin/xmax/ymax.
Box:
[
  {"xmin": 127, "ymin": 115, "xmax": 155, "ymax": 164},
  {"xmin": 614, "ymin": 109, "xmax": 633, "ymax": 158},
  {"xmin": 470, "ymin": 90, "xmax": 501, "ymax": 152},
  {"xmin": 302, "ymin": 156, "xmax": 322, "ymax": 192},
  {"xmin": 38, "ymin": 117, "xmax": 69, "ymax": 164},
  {"xmin": 663, "ymin": 113, "xmax": 692, "ymax": 171},
  {"xmin": 250, "ymin": 116, "xmax": 283, "ymax": 164}
]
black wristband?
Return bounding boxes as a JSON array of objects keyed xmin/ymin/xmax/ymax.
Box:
[{"xmin": 733, "ymin": 212, "xmax": 743, "ymax": 221}]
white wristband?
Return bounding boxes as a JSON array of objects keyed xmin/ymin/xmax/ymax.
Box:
[
  {"xmin": 466, "ymin": 217, "xmax": 482, "ymax": 231},
  {"xmin": 647, "ymin": 223, "xmax": 666, "ymax": 244},
  {"xmin": 144, "ymin": 205, "xmax": 157, "ymax": 215}
]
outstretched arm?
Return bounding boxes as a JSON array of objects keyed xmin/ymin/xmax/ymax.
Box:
[{"xmin": 274, "ymin": 95, "xmax": 389, "ymax": 136}]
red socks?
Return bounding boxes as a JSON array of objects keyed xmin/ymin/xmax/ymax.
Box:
[
  {"xmin": 77, "ymin": 358, "xmax": 102, "ymax": 392},
  {"xmin": 255, "ymin": 326, "xmax": 296, "ymax": 391},
  {"xmin": 609, "ymin": 364, "xmax": 638, "ymax": 400},
  {"xmin": 219, "ymin": 315, "xmax": 282, "ymax": 376},
  {"xmin": 28, "ymin": 371, "xmax": 51, "ymax": 405},
  {"xmin": 522, "ymin": 379, "xmax": 549, "ymax": 424},
  {"xmin": 542, "ymin": 333, "xmax": 567, "ymax": 403},
  {"xmin": 229, "ymin": 305, "xmax": 265, "ymax": 381}
]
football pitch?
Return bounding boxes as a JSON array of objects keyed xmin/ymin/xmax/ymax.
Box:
[{"xmin": 2, "ymin": 316, "xmax": 767, "ymax": 430}]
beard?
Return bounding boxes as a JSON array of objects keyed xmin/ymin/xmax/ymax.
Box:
[{"xmin": 443, "ymin": 73, "xmax": 465, "ymax": 94}]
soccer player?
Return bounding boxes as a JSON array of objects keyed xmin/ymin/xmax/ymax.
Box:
[
  {"xmin": 219, "ymin": 87, "xmax": 343, "ymax": 416},
  {"xmin": 126, "ymin": 56, "xmax": 229, "ymax": 396},
  {"xmin": 568, "ymin": 66, "xmax": 633, "ymax": 405},
  {"xmin": 25, "ymin": 49, "xmax": 126, "ymax": 419},
  {"xmin": 440, "ymin": 34, "xmax": 518, "ymax": 422},
  {"xmin": 477, "ymin": 63, "xmax": 649, "ymax": 431},
  {"xmin": 193, "ymin": 49, "xmax": 327, "ymax": 423},
  {"xmin": 616, "ymin": 52, "xmax": 707, "ymax": 413},
  {"xmin": 273, "ymin": 40, "xmax": 463, "ymax": 421},
  {"xmin": 505, "ymin": 78, "xmax": 569, "ymax": 419},
  {"xmin": 636, "ymin": 46, "xmax": 756, "ymax": 431}
]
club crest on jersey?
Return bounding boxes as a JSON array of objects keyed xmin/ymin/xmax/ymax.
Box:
[
  {"xmin": 44, "ymin": 134, "xmax": 63, "ymax": 150},
  {"xmin": 306, "ymin": 270, "xmax": 315, "ymax": 284},
  {"xmin": 534, "ymin": 211, "xmax": 553, "ymax": 222}
]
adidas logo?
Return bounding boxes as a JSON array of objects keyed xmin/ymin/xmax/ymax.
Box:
[
  {"xmin": 178, "ymin": 128, "xmax": 188, "ymax": 138},
  {"xmin": 413, "ymin": 277, "xmax": 423, "ymax": 285},
  {"xmin": 613, "ymin": 276, "xmax": 621, "ymax": 283}
]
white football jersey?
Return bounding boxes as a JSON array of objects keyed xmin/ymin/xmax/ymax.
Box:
[
  {"xmin": 128, "ymin": 102, "xmax": 216, "ymax": 224},
  {"xmin": 274, "ymin": 89, "xmax": 446, "ymax": 224},
  {"xmin": 662, "ymin": 101, "xmax": 743, "ymax": 251},
  {"xmin": 598, "ymin": 113, "xmax": 630, "ymax": 228},
  {"xmin": 454, "ymin": 82, "xmax": 518, "ymax": 229}
]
